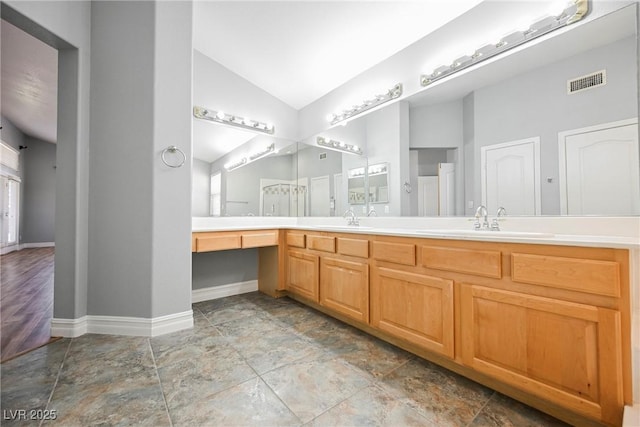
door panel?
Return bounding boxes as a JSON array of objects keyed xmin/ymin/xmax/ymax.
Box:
[
  {"xmin": 320, "ymin": 257, "xmax": 369, "ymax": 323},
  {"xmin": 461, "ymin": 284, "xmax": 623, "ymax": 425},
  {"xmin": 560, "ymin": 121, "xmax": 639, "ymax": 215},
  {"xmin": 482, "ymin": 138, "xmax": 540, "ymax": 215}
]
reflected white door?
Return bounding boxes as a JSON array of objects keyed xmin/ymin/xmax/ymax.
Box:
[
  {"xmin": 334, "ymin": 173, "xmax": 343, "ymax": 217},
  {"xmin": 0, "ymin": 176, "xmax": 20, "ymax": 247},
  {"xmin": 559, "ymin": 119, "xmax": 639, "ymax": 215},
  {"xmin": 310, "ymin": 176, "xmax": 330, "ymax": 216},
  {"xmin": 481, "ymin": 138, "xmax": 540, "ymax": 215},
  {"xmin": 418, "ymin": 176, "xmax": 438, "ymax": 216},
  {"xmin": 438, "ymin": 163, "xmax": 455, "ymax": 216}
]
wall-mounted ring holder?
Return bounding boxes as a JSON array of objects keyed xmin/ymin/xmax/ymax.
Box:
[{"xmin": 161, "ymin": 146, "xmax": 186, "ymax": 168}]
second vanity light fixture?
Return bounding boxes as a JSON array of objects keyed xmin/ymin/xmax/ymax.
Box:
[
  {"xmin": 420, "ymin": 0, "xmax": 589, "ymax": 87},
  {"xmin": 224, "ymin": 143, "xmax": 275, "ymax": 171},
  {"xmin": 193, "ymin": 106, "xmax": 275, "ymax": 135},
  {"xmin": 317, "ymin": 136, "xmax": 363, "ymax": 155},
  {"xmin": 327, "ymin": 83, "xmax": 403, "ymax": 126}
]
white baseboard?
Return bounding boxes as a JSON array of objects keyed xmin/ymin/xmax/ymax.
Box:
[
  {"xmin": 1, "ymin": 242, "xmax": 55, "ymax": 255},
  {"xmin": 51, "ymin": 310, "xmax": 193, "ymax": 338},
  {"xmin": 22, "ymin": 242, "xmax": 55, "ymax": 249},
  {"xmin": 51, "ymin": 316, "xmax": 88, "ymax": 338},
  {"xmin": 192, "ymin": 280, "xmax": 258, "ymax": 303}
]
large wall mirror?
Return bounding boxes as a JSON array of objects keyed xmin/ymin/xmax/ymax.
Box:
[
  {"xmin": 193, "ymin": 5, "xmax": 638, "ymax": 218},
  {"xmin": 192, "ymin": 119, "xmax": 299, "ymax": 217},
  {"xmin": 300, "ymin": 4, "xmax": 638, "ymax": 217}
]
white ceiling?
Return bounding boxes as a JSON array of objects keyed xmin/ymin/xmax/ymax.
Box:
[
  {"xmin": 1, "ymin": 19, "xmax": 58, "ymax": 144},
  {"xmin": 193, "ymin": 0, "xmax": 483, "ymax": 110}
]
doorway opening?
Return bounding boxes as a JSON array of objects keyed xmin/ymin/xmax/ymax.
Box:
[{"xmin": 1, "ymin": 17, "xmax": 59, "ymax": 361}]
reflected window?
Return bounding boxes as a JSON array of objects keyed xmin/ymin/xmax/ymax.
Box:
[{"xmin": 210, "ymin": 172, "xmax": 221, "ymax": 216}]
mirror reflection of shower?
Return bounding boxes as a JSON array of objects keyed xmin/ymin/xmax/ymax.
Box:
[{"xmin": 260, "ymin": 181, "xmax": 306, "ymax": 217}]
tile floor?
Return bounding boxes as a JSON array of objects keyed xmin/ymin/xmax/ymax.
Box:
[{"xmin": 1, "ymin": 292, "xmax": 569, "ymax": 426}]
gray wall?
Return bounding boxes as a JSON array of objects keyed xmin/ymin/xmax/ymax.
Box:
[
  {"xmin": 409, "ymin": 100, "xmax": 463, "ymax": 149},
  {"xmin": 192, "ymin": 158, "xmax": 210, "ymax": 216},
  {"xmin": 192, "ymin": 249, "xmax": 258, "ymax": 290},
  {"xmin": 89, "ymin": 1, "xmax": 193, "ymax": 318},
  {"xmin": 212, "ymin": 154, "xmax": 295, "ymax": 217},
  {"xmin": 3, "ymin": 0, "xmax": 91, "ymax": 320},
  {"xmin": 472, "ymin": 35, "xmax": 637, "ymax": 215},
  {"xmin": 22, "ymin": 137, "xmax": 56, "ymax": 243}
]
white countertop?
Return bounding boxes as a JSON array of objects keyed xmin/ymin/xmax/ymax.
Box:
[{"xmin": 192, "ymin": 216, "xmax": 640, "ymax": 249}]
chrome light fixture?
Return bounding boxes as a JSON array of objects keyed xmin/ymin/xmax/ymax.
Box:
[
  {"xmin": 316, "ymin": 136, "xmax": 363, "ymax": 155},
  {"xmin": 193, "ymin": 106, "xmax": 275, "ymax": 134},
  {"xmin": 224, "ymin": 143, "xmax": 276, "ymax": 171},
  {"xmin": 420, "ymin": 0, "xmax": 589, "ymax": 87},
  {"xmin": 328, "ymin": 83, "xmax": 403, "ymax": 126}
]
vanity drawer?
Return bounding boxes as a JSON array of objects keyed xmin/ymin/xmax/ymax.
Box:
[
  {"xmin": 511, "ymin": 253, "xmax": 620, "ymax": 297},
  {"xmin": 421, "ymin": 246, "xmax": 502, "ymax": 278},
  {"xmin": 307, "ymin": 235, "xmax": 336, "ymax": 253},
  {"xmin": 337, "ymin": 237, "xmax": 369, "ymax": 258},
  {"xmin": 242, "ymin": 230, "xmax": 278, "ymax": 248},
  {"xmin": 195, "ymin": 232, "xmax": 242, "ymax": 252},
  {"xmin": 372, "ymin": 241, "xmax": 416, "ymax": 266},
  {"xmin": 286, "ymin": 232, "xmax": 306, "ymax": 248}
]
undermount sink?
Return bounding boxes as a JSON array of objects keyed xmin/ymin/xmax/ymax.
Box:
[
  {"xmin": 307, "ymin": 225, "xmax": 373, "ymax": 231},
  {"xmin": 416, "ymin": 229, "xmax": 555, "ymax": 239}
]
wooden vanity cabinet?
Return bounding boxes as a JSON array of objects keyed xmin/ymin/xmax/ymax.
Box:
[
  {"xmin": 320, "ymin": 256, "xmax": 369, "ymax": 323},
  {"xmin": 370, "ymin": 266, "xmax": 454, "ymax": 358},
  {"xmin": 279, "ymin": 229, "xmax": 630, "ymax": 426},
  {"xmin": 286, "ymin": 250, "xmax": 319, "ymax": 302},
  {"xmin": 460, "ymin": 284, "xmax": 623, "ymax": 425}
]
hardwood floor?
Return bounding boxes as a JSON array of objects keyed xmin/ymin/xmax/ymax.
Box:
[{"xmin": 1, "ymin": 247, "xmax": 55, "ymax": 362}]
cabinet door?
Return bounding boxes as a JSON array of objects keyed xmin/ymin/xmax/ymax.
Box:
[
  {"xmin": 371, "ymin": 267, "xmax": 454, "ymax": 358},
  {"xmin": 286, "ymin": 250, "xmax": 319, "ymax": 302},
  {"xmin": 460, "ymin": 284, "xmax": 623, "ymax": 426},
  {"xmin": 320, "ymin": 257, "xmax": 369, "ymax": 323}
]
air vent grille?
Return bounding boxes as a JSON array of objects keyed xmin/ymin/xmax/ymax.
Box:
[{"xmin": 567, "ymin": 70, "xmax": 606, "ymax": 94}]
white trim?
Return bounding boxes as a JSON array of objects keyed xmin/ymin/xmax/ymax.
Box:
[
  {"xmin": 480, "ymin": 137, "xmax": 541, "ymax": 215},
  {"xmin": 192, "ymin": 280, "xmax": 258, "ymax": 303},
  {"xmin": 558, "ymin": 118, "xmax": 638, "ymax": 215},
  {"xmin": 51, "ymin": 316, "xmax": 88, "ymax": 338},
  {"xmin": 0, "ymin": 244, "xmax": 20, "ymax": 255},
  {"xmin": 1, "ymin": 242, "xmax": 55, "ymax": 255},
  {"xmin": 50, "ymin": 310, "xmax": 193, "ymax": 338},
  {"xmin": 22, "ymin": 242, "xmax": 55, "ymax": 249}
]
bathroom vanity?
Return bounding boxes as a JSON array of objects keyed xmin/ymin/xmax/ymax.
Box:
[{"xmin": 192, "ymin": 221, "xmax": 637, "ymax": 426}]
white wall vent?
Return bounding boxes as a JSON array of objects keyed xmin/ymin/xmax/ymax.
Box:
[{"xmin": 567, "ymin": 70, "xmax": 606, "ymax": 94}]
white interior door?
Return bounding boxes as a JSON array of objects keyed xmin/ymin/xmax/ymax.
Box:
[
  {"xmin": 559, "ymin": 118, "xmax": 639, "ymax": 215},
  {"xmin": 1, "ymin": 175, "xmax": 20, "ymax": 248},
  {"xmin": 333, "ymin": 173, "xmax": 343, "ymax": 217},
  {"xmin": 438, "ymin": 163, "xmax": 455, "ymax": 216},
  {"xmin": 310, "ymin": 176, "xmax": 330, "ymax": 216},
  {"xmin": 481, "ymin": 137, "xmax": 540, "ymax": 215},
  {"xmin": 418, "ymin": 176, "xmax": 438, "ymax": 216}
]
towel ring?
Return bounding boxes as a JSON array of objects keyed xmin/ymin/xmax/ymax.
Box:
[{"xmin": 161, "ymin": 146, "xmax": 185, "ymax": 168}]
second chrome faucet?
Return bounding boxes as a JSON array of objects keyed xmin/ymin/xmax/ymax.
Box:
[{"xmin": 474, "ymin": 205, "xmax": 506, "ymax": 231}]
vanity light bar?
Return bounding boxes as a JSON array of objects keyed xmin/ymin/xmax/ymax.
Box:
[
  {"xmin": 248, "ymin": 143, "xmax": 275, "ymax": 161},
  {"xmin": 328, "ymin": 83, "xmax": 403, "ymax": 126},
  {"xmin": 224, "ymin": 157, "xmax": 247, "ymax": 171},
  {"xmin": 316, "ymin": 136, "xmax": 363, "ymax": 155},
  {"xmin": 193, "ymin": 106, "xmax": 275, "ymax": 135},
  {"xmin": 224, "ymin": 143, "xmax": 276, "ymax": 172},
  {"xmin": 420, "ymin": 0, "xmax": 588, "ymax": 87}
]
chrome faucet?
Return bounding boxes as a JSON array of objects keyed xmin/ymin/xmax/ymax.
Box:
[
  {"xmin": 343, "ymin": 208, "xmax": 359, "ymax": 226},
  {"xmin": 367, "ymin": 207, "xmax": 377, "ymax": 217},
  {"xmin": 490, "ymin": 207, "xmax": 507, "ymax": 231},
  {"xmin": 474, "ymin": 205, "xmax": 489, "ymax": 230}
]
